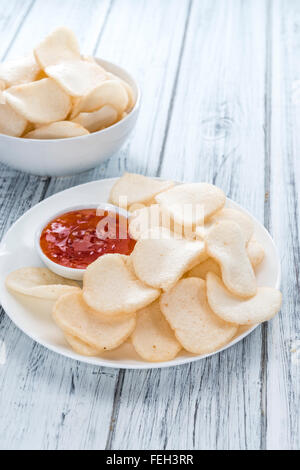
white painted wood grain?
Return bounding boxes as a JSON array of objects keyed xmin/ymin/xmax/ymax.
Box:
[
  {"xmin": 0, "ymin": 0, "xmax": 299, "ymax": 451},
  {"xmin": 44, "ymin": 0, "xmax": 191, "ymax": 196},
  {"xmin": 0, "ymin": 0, "xmax": 34, "ymax": 60},
  {"xmin": 111, "ymin": 0, "xmax": 267, "ymax": 450},
  {"xmin": 0, "ymin": 0, "xmax": 119, "ymax": 451},
  {"xmin": 41, "ymin": 0, "xmax": 192, "ymax": 450},
  {"xmin": 0, "ymin": 0, "xmax": 193, "ymax": 450},
  {"xmin": 266, "ymin": 0, "xmax": 300, "ymax": 450},
  {"xmin": 0, "ymin": 330, "xmax": 118, "ymax": 450},
  {"xmin": 6, "ymin": 0, "xmax": 111, "ymax": 59}
]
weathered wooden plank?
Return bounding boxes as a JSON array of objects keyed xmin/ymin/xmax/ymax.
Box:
[
  {"xmin": 38, "ymin": 0, "xmax": 193, "ymax": 451},
  {"xmin": 44, "ymin": 0, "xmax": 191, "ymax": 197},
  {"xmin": 0, "ymin": 0, "xmax": 298, "ymax": 451},
  {"xmin": 0, "ymin": 331, "xmax": 117, "ymax": 450},
  {"xmin": 0, "ymin": 0, "xmax": 192, "ymax": 451},
  {"xmin": 110, "ymin": 335, "xmax": 264, "ymax": 450},
  {"xmin": 266, "ymin": 0, "xmax": 300, "ymax": 450},
  {"xmin": 6, "ymin": 0, "xmax": 111, "ymax": 58},
  {"xmin": 0, "ymin": 0, "xmax": 119, "ymax": 451},
  {"xmin": 111, "ymin": 0, "xmax": 268, "ymax": 450},
  {"xmin": 0, "ymin": 0, "xmax": 34, "ymax": 59},
  {"xmin": 42, "ymin": 0, "xmax": 191, "ymax": 450}
]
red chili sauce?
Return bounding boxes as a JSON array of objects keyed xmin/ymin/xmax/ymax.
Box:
[{"xmin": 40, "ymin": 208, "xmax": 136, "ymax": 269}]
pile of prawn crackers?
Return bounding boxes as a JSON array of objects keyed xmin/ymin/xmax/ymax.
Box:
[
  {"xmin": 0, "ymin": 27, "xmax": 134, "ymax": 139},
  {"xmin": 6, "ymin": 173, "xmax": 282, "ymax": 363}
]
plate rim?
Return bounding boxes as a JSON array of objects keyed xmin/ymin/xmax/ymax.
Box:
[{"xmin": 0, "ymin": 177, "xmax": 281, "ymax": 370}]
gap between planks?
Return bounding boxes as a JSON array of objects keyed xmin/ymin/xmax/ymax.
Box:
[
  {"xmin": 156, "ymin": 0, "xmax": 193, "ymax": 177},
  {"xmin": 261, "ymin": 0, "xmax": 273, "ymax": 450},
  {"xmin": 104, "ymin": 0, "xmax": 194, "ymax": 449},
  {"xmin": 0, "ymin": 0, "xmax": 119, "ymax": 449},
  {"xmin": 1, "ymin": 0, "xmax": 36, "ymax": 61},
  {"xmin": 92, "ymin": 0, "xmax": 114, "ymax": 56}
]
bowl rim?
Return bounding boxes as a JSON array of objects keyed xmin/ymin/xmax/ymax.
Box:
[
  {"xmin": 0, "ymin": 57, "xmax": 141, "ymax": 143},
  {"xmin": 34, "ymin": 202, "xmax": 129, "ymax": 277}
]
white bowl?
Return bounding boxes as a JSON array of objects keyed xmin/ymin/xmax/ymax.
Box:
[
  {"xmin": 0, "ymin": 59, "xmax": 140, "ymax": 176},
  {"xmin": 35, "ymin": 202, "xmax": 129, "ymax": 280}
]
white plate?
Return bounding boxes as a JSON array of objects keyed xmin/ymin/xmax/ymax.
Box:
[{"xmin": 0, "ymin": 178, "xmax": 281, "ymax": 369}]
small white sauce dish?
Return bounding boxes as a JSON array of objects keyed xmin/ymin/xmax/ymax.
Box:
[
  {"xmin": 0, "ymin": 58, "xmax": 140, "ymax": 176},
  {"xmin": 35, "ymin": 202, "xmax": 129, "ymax": 281}
]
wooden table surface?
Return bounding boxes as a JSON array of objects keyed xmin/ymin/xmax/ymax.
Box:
[{"xmin": 0, "ymin": 0, "xmax": 299, "ymax": 451}]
